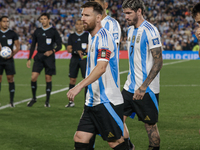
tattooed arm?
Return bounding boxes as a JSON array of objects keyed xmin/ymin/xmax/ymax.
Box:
[{"xmin": 133, "ymin": 47, "xmax": 163, "ymax": 100}]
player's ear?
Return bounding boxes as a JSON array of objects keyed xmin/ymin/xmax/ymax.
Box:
[
  {"xmin": 96, "ymin": 14, "xmax": 102, "ymax": 23},
  {"xmin": 137, "ymin": 8, "xmax": 142, "ymax": 16}
]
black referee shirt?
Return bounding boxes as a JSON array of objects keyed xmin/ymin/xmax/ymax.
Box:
[
  {"xmin": 28, "ymin": 26, "xmax": 62, "ymax": 60},
  {"xmin": 0, "ymin": 29, "xmax": 18, "ymax": 62},
  {"xmin": 68, "ymin": 31, "xmax": 89, "ymax": 57}
]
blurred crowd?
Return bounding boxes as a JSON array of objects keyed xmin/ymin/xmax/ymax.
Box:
[{"xmin": 0, "ymin": 0, "xmax": 199, "ymax": 51}]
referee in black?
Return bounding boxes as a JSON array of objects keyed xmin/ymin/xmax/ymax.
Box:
[
  {"xmin": 26, "ymin": 13, "xmax": 61, "ymax": 107},
  {"xmin": 65, "ymin": 19, "xmax": 89, "ymax": 108},
  {"xmin": 0, "ymin": 16, "xmax": 20, "ymax": 107}
]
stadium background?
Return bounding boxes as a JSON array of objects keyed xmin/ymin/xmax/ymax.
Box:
[{"xmin": 0, "ymin": 0, "xmax": 200, "ymax": 150}]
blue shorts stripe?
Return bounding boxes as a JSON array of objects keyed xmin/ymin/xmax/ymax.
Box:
[{"xmin": 103, "ymin": 103, "xmax": 124, "ymax": 134}]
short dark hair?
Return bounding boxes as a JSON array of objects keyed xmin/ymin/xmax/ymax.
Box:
[
  {"xmin": 40, "ymin": 13, "xmax": 50, "ymax": 20},
  {"xmin": 81, "ymin": 2, "xmax": 103, "ymax": 15},
  {"xmin": 122, "ymin": 0, "xmax": 145, "ymax": 15},
  {"xmin": 192, "ymin": 2, "xmax": 200, "ymax": 18},
  {"xmin": 0, "ymin": 16, "xmax": 9, "ymax": 21},
  {"xmin": 90, "ymin": 0, "xmax": 107, "ymax": 3}
]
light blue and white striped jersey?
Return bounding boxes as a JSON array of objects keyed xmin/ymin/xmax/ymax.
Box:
[
  {"xmin": 124, "ymin": 20, "xmax": 162, "ymax": 94},
  {"xmin": 85, "ymin": 27, "xmax": 123, "ymax": 107},
  {"xmin": 88, "ymin": 15, "xmax": 121, "ymax": 87}
]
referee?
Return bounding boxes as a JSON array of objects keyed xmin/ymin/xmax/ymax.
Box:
[
  {"xmin": 0, "ymin": 16, "xmax": 20, "ymax": 107},
  {"xmin": 26, "ymin": 13, "xmax": 61, "ymax": 107},
  {"xmin": 65, "ymin": 19, "xmax": 89, "ymax": 108}
]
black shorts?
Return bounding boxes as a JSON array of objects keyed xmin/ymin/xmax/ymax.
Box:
[
  {"xmin": 0, "ymin": 60, "xmax": 16, "ymax": 75},
  {"xmin": 77, "ymin": 103, "xmax": 123, "ymax": 141},
  {"xmin": 122, "ymin": 89, "xmax": 159, "ymax": 124},
  {"xmin": 69, "ymin": 56, "xmax": 86, "ymax": 78},
  {"xmin": 32, "ymin": 53, "xmax": 56, "ymax": 75}
]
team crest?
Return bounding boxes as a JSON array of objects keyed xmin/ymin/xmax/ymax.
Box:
[
  {"xmin": 136, "ymin": 35, "xmax": 140, "ymax": 43},
  {"xmin": 7, "ymin": 39, "xmax": 12, "ymax": 45},
  {"xmin": 81, "ymin": 43, "xmax": 87, "ymax": 50},
  {"xmin": 132, "ymin": 36, "xmax": 135, "ymax": 43},
  {"xmin": 46, "ymin": 38, "xmax": 52, "ymax": 45}
]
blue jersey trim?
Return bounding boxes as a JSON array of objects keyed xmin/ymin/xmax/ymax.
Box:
[
  {"xmin": 99, "ymin": 77, "xmax": 110, "ymax": 103},
  {"xmin": 103, "ymin": 103, "xmax": 124, "ymax": 133},
  {"xmin": 104, "ymin": 21, "xmax": 110, "ymax": 31},
  {"xmin": 128, "ymin": 29, "xmax": 138, "ymax": 93},
  {"xmin": 144, "ymin": 22, "xmax": 157, "ymax": 37},
  {"xmin": 148, "ymin": 89, "xmax": 159, "ymax": 112},
  {"xmin": 140, "ymin": 31, "xmax": 148, "ymax": 83}
]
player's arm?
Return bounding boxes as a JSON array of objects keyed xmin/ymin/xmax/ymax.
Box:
[
  {"xmin": 133, "ymin": 46, "xmax": 163, "ymax": 100},
  {"xmin": 66, "ymin": 34, "xmax": 73, "ymax": 53},
  {"xmin": 67, "ymin": 45, "xmax": 73, "ymax": 53},
  {"xmin": 12, "ymin": 40, "xmax": 20, "ymax": 56},
  {"xmin": 67, "ymin": 60, "xmax": 108, "ymax": 101},
  {"xmin": 196, "ymin": 27, "xmax": 200, "ymax": 57},
  {"xmin": 27, "ymin": 31, "xmax": 37, "ymax": 68}
]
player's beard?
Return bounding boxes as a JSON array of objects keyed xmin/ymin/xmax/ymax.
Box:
[
  {"xmin": 83, "ymin": 21, "xmax": 95, "ymax": 33},
  {"xmin": 127, "ymin": 16, "xmax": 138, "ymax": 27}
]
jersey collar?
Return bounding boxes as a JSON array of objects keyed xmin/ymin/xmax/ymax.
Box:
[
  {"xmin": 42, "ymin": 26, "xmax": 52, "ymax": 31},
  {"xmin": 75, "ymin": 31, "xmax": 84, "ymax": 36},
  {"xmin": 0, "ymin": 29, "xmax": 9, "ymax": 33}
]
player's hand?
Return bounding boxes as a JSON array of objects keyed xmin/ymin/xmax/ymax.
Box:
[
  {"xmin": 77, "ymin": 50, "xmax": 84, "ymax": 60},
  {"xmin": 67, "ymin": 85, "xmax": 82, "ymax": 102},
  {"xmin": 133, "ymin": 87, "xmax": 146, "ymax": 100},
  {"xmin": 195, "ymin": 27, "xmax": 200, "ymax": 40},
  {"xmin": 44, "ymin": 50, "xmax": 53, "ymax": 57},
  {"xmin": 27, "ymin": 60, "xmax": 31, "ymax": 68}
]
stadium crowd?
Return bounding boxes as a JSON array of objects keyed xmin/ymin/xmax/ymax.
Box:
[{"xmin": 0, "ymin": 0, "xmax": 199, "ymax": 51}]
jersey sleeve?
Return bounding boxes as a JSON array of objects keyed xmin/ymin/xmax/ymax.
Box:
[
  {"xmin": 13, "ymin": 32, "xmax": 19, "ymax": 41},
  {"xmin": 54, "ymin": 29, "xmax": 62, "ymax": 52},
  {"xmin": 67, "ymin": 34, "xmax": 72, "ymax": 46},
  {"xmin": 28, "ymin": 30, "xmax": 37, "ymax": 60},
  {"xmin": 97, "ymin": 31, "xmax": 114, "ymax": 62},
  {"xmin": 147, "ymin": 27, "xmax": 162, "ymax": 50},
  {"xmin": 112, "ymin": 21, "xmax": 121, "ymax": 46}
]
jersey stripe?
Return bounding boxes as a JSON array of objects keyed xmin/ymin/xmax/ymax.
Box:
[{"xmin": 144, "ymin": 22, "xmax": 157, "ymax": 37}]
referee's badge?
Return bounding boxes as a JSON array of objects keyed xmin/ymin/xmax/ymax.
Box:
[
  {"xmin": 7, "ymin": 39, "xmax": 12, "ymax": 45},
  {"xmin": 81, "ymin": 43, "xmax": 87, "ymax": 50},
  {"xmin": 46, "ymin": 38, "xmax": 52, "ymax": 45}
]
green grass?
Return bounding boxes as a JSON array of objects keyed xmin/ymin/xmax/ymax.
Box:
[{"xmin": 0, "ymin": 59, "xmax": 200, "ymax": 150}]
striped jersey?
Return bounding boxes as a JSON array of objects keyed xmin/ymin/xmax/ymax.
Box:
[
  {"xmin": 85, "ymin": 27, "xmax": 123, "ymax": 107},
  {"xmin": 124, "ymin": 20, "xmax": 162, "ymax": 94},
  {"xmin": 88, "ymin": 16, "xmax": 121, "ymax": 87}
]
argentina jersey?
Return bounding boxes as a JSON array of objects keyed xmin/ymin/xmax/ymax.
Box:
[
  {"xmin": 124, "ymin": 20, "xmax": 162, "ymax": 94},
  {"xmin": 85, "ymin": 27, "xmax": 123, "ymax": 107}
]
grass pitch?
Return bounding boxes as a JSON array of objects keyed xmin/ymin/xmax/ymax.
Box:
[{"xmin": 0, "ymin": 59, "xmax": 200, "ymax": 150}]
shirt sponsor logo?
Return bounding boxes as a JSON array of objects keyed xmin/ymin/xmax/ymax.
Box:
[
  {"xmin": 2, "ymin": 35, "xmax": 6, "ymax": 38},
  {"xmin": 7, "ymin": 39, "xmax": 12, "ymax": 45},
  {"xmin": 113, "ymin": 33, "xmax": 118, "ymax": 40},
  {"xmin": 43, "ymin": 33, "xmax": 46, "ymax": 36},
  {"xmin": 152, "ymin": 38, "xmax": 160, "ymax": 45},
  {"xmin": 46, "ymin": 38, "xmax": 52, "ymax": 45},
  {"xmin": 77, "ymin": 38, "xmax": 81, "ymax": 41}
]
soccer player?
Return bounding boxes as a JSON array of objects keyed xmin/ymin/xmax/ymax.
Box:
[
  {"xmin": 191, "ymin": 2, "xmax": 200, "ymax": 135},
  {"xmin": 26, "ymin": 13, "xmax": 61, "ymax": 107},
  {"xmin": 65, "ymin": 19, "xmax": 89, "ymax": 108},
  {"xmin": 0, "ymin": 16, "xmax": 20, "ymax": 107},
  {"xmin": 192, "ymin": 3, "xmax": 200, "ymax": 57},
  {"xmin": 88, "ymin": 0, "xmax": 122, "ymax": 149},
  {"xmin": 122, "ymin": 0, "xmax": 163, "ymax": 150},
  {"xmin": 67, "ymin": 2, "xmax": 127, "ymax": 150}
]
